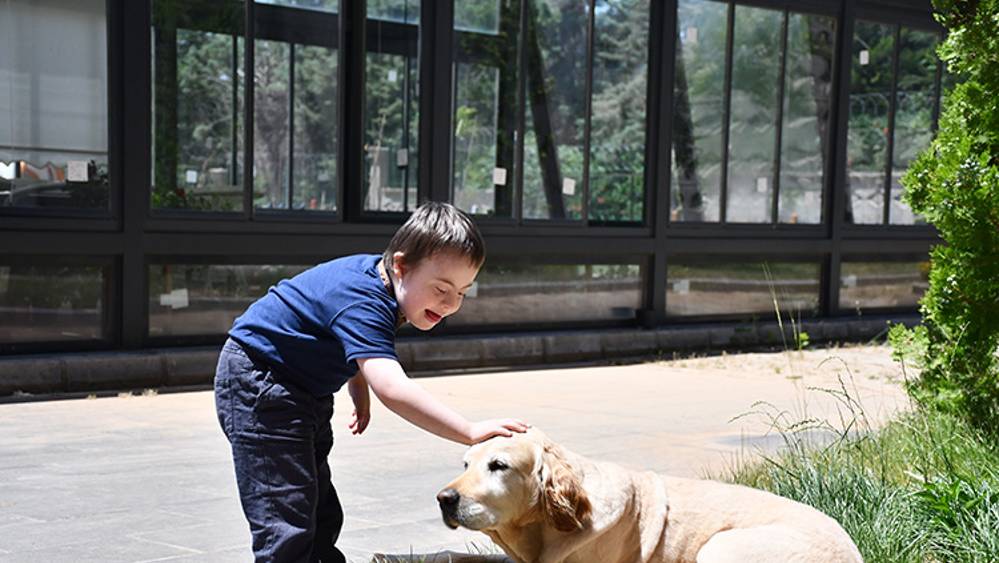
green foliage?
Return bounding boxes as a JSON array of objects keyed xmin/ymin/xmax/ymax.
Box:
[{"xmin": 888, "ymin": 0, "xmax": 999, "ymax": 434}]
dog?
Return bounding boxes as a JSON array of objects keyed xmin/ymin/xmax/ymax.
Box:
[{"xmin": 436, "ymin": 428, "xmax": 863, "ymax": 563}]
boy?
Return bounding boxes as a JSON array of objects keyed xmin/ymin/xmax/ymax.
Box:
[{"xmin": 214, "ymin": 202, "xmax": 528, "ymax": 562}]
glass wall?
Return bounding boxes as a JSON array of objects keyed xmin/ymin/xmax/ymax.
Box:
[
  {"xmin": 0, "ymin": 0, "xmax": 109, "ymax": 211},
  {"xmin": 149, "ymin": 263, "xmax": 309, "ymax": 336},
  {"xmin": 845, "ymin": 21, "xmax": 940, "ymax": 226},
  {"xmin": 839, "ymin": 259, "xmax": 928, "ymax": 312},
  {"xmin": 0, "ymin": 261, "xmax": 107, "ymax": 344},
  {"xmin": 671, "ymin": 1, "xmax": 835, "ymax": 225},
  {"xmin": 449, "ymin": 261, "xmax": 644, "ymax": 326},
  {"xmin": 666, "ymin": 259, "xmax": 821, "ymax": 317}
]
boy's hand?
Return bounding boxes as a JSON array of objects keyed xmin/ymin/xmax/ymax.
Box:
[
  {"xmin": 348, "ymin": 373, "xmax": 371, "ymax": 435},
  {"xmin": 467, "ymin": 419, "xmax": 530, "ymax": 444}
]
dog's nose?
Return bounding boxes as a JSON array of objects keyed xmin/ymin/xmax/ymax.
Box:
[{"xmin": 437, "ymin": 488, "xmax": 460, "ymax": 507}]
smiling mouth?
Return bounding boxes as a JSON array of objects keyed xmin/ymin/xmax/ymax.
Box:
[{"xmin": 425, "ymin": 309, "xmax": 442, "ymax": 323}]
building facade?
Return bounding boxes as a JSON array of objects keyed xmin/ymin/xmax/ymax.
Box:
[{"xmin": 1, "ymin": 0, "xmax": 940, "ymax": 376}]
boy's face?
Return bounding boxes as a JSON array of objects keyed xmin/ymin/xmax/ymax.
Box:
[{"xmin": 391, "ymin": 250, "xmax": 480, "ymax": 331}]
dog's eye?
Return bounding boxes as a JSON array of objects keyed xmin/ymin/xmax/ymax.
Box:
[{"xmin": 488, "ymin": 460, "xmax": 509, "ymax": 472}]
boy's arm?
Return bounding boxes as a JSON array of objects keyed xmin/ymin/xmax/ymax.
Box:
[
  {"xmin": 357, "ymin": 357, "xmax": 527, "ymax": 445},
  {"xmin": 346, "ymin": 372, "xmax": 370, "ymax": 435}
]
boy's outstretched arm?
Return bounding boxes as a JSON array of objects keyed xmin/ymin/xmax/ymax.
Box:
[{"xmin": 357, "ymin": 357, "xmax": 528, "ymax": 445}]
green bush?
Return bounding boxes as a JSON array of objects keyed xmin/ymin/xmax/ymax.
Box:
[{"xmin": 888, "ymin": 0, "xmax": 999, "ymax": 434}]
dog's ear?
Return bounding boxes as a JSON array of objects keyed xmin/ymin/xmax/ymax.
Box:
[{"xmin": 540, "ymin": 442, "xmax": 592, "ymax": 532}]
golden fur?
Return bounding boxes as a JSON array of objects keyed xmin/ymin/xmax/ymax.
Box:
[{"xmin": 436, "ymin": 428, "xmax": 864, "ymax": 563}]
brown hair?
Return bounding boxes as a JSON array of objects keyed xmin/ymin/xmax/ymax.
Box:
[{"xmin": 383, "ymin": 202, "xmax": 486, "ymax": 270}]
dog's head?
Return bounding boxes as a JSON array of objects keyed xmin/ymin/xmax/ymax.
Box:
[{"xmin": 436, "ymin": 428, "xmax": 592, "ymax": 533}]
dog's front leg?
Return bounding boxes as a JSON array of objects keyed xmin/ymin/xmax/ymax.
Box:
[{"xmin": 534, "ymin": 529, "xmax": 604, "ymax": 563}]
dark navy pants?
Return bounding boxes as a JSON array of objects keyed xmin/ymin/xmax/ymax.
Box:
[{"xmin": 214, "ymin": 338, "xmax": 347, "ymax": 563}]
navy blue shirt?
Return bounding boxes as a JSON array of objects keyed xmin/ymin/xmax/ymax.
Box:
[{"xmin": 229, "ymin": 254, "xmax": 400, "ymax": 396}]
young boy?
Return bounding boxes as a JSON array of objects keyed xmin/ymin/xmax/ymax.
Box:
[{"xmin": 214, "ymin": 202, "xmax": 528, "ymax": 562}]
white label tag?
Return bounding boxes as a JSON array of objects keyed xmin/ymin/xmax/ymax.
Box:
[
  {"xmin": 843, "ymin": 274, "xmax": 858, "ymax": 288},
  {"xmin": 159, "ymin": 288, "xmax": 190, "ymax": 310},
  {"xmin": 67, "ymin": 161, "xmax": 90, "ymax": 183},
  {"xmin": 0, "ymin": 161, "xmax": 16, "ymax": 180},
  {"xmin": 396, "ymin": 148, "xmax": 408, "ymax": 168},
  {"xmin": 493, "ymin": 167, "xmax": 507, "ymax": 186},
  {"xmin": 466, "ymin": 281, "xmax": 478, "ymax": 298},
  {"xmin": 859, "ymin": 50, "xmax": 870, "ymax": 66},
  {"xmin": 185, "ymin": 170, "xmax": 198, "ymax": 184},
  {"xmin": 673, "ymin": 279, "xmax": 690, "ymax": 295},
  {"xmin": 756, "ymin": 177, "xmax": 768, "ymax": 193},
  {"xmin": 562, "ymin": 177, "xmax": 576, "ymax": 195},
  {"xmin": 387, "ymin": 69, "xmax": 398, "ymax": 83}
]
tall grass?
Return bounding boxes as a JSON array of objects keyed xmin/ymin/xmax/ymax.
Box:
[{"xmin": 720, "ymin": 379, "xmax": 999, "ymax": 563}]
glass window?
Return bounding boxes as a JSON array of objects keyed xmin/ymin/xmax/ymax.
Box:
[
  {"xmin": 839, "ymin": 259, "xmax": 927, "ymax": 311},
  {"xmin": 666, "ymin": 260, "xmax": 821, "ymax": 317},
  {"xmin": 253, "ymin": 39, "xmax": 292, "ymax": 210},
  {"xmin": 449, "ymin": 262, "xmax": 643, "ymax": 326},
  {"xmin": 293, "ymin": 44, "xmax": 339, "ymax": 211},
  {"xmin": 522, "ymin": 0, "xmax": 589, "ymax": 221},
  {"xmin": 452, "ymin": 1, "xmax": 520, "ymax": 218},
  {"xmin": 256, "ymin": 0, "xmax": 337, "ymax": 12},
  {"xmin": 589, "ymin": 0, "xmax": 649, "ymax": 223},
  {"xmin": 455, "ymin": 0, "xmax": 500, "ymax": 33},
  {"xmin": 845, "ymin": 20, "xmax": 893, "ymax": 224},
  {"xmin": 0, "ymin": 262, "xmax": 106, "ymax": 344},
  {"xmin": 152, "ymin": 1, "xmax": 244, "ymax": 212},
  {"xmin": 778, "ymin": 13, "xmax": 835, "ymax": 225},
  {"xmin": 725, "ymin": 5, "xmax": 782, "ymax": 224},
  {"xmin": 670, "ymin": 0, "xmax": 728, "ymax": 222},
  {"xmin": 149, "ymin": 264, "xmax": 309, "ymax": 337},
  {"xmin": 363, "ymin": 9, "xmax": 420, "ymax": 214},
  {"xmin": 890, "ymin": 28, "xmax": 938, "ymax": 225},
  {"xmin": 1, "ymin": 0, "xmax": 109, "ymax": 212},
  {"xmin": 368, "ymin": 0, "xmax": 419, "ymax": 24}
]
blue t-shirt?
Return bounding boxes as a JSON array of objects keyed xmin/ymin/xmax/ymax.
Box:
[{"xmin": 228, "ymin": 254, "xmax": 400, "ymax": 396}]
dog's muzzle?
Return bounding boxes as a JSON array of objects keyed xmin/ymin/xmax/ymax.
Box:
[{"xmin": 437, "ymin": 488, "xmax": 461, "ymax": 529}]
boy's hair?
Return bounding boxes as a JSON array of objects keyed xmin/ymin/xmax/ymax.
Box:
[{"xmin": 383, "ymin": 202, "xmax": 486, "ymax": 270}]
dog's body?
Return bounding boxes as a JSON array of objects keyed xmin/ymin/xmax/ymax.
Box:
[{"xmin": 437, "ymin": 429, "xmax": 863, "ymax": 563}]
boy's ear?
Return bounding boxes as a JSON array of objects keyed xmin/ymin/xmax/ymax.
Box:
[{"xmin": 392, "ymin": 251, "xmax": 407, "ymax": 278}]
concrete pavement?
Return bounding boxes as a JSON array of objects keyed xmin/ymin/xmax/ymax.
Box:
[{"xmin": 0, "ymin": 345, "xmax": 908, "ymax": 562}]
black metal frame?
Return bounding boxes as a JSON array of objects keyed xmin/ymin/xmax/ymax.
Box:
[{"xmin": 0, "ymin": 0, "xmax": 942, "ymax": 354}]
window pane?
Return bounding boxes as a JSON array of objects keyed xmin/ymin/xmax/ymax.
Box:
[
  {"xmin": 254, "ymin": 40, "xmax": 291, "ymax": 209},
  {"xmin": 256, "ymin": 0, "xmax": 337, "ymax": 12},
  {"xmin": 293, "ymin": 45, "xmax": 339, "ymax": 211},
  {"xmin": 778, "ymin": 13, "xmax": 835, "ymax": 225},
  {"xmin": 455, "ymin": 0, "xmax": 500, "ymax": 33},
  {"xmin": 522, "ymin": 0, "xmax": 589, "ymax": 220},
  {"xmin": 149, "ymin": 264, "xmax": 309, "ymax": 337},
  {"xmin": 726, "ymin": 5, "xmax": 781, "ymax": 224},
  {"xmin": 452, "ymin": 3, "xmax": 520, "ymax": 218},
  {"xmin": 671, "ymin": 0, "xmax": 727, "ymax": 222},
  {"xmin": 0, "ymin": 263, "xmax": 106, "ymax": 344},
  {"xmin": 364, "ymin": 49, "xmax": 419, "ymax": 213},
  {"xmin": 667, "ymin": 260, "xmax": 821, "ymax": 317},
  {"xmin": 589, "ymin": 0, "xmax": 648, "ymax": 223},
  {"xmin": 152, "ymin": 1, "xmax": 244, "ymax": 212},
  {"xmin": 1, "ymin": 0, "xmax": 109, "ymax": 211},
  {"xmin": 368, "ymin": 0, "xmax": 419, "ymax": 24},
  {"xmin": 890, "ymin": 28, "xmax": 938, "ymax": 225},
  {"xmin": 449, "ymin": 262, "xmax": 643, "ymax": 326},
  {"xmin": 839, "ymin": 260, "xmax": 927, "ymax": 312},
  {"xmin": 845, "ymin": 20, "xmax": 893, "ymax": 225}
]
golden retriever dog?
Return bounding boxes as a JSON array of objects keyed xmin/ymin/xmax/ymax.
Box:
[{"xmin": 436, "ymin": 428, "xmax": 863, "ymax": 563}]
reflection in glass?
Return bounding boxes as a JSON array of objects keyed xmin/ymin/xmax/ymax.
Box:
[
  {"xmin": 522, "ymin": 0, "xmax": 589, "ymax": 220},
  {"xmin": 368, "ymin": 0, "xmax": 419, "ymax": 24},
  {"xmin": 671, "ymin": 0, "xmax": 727, "ymax": 222},
  {"xmin": 845, "ymin": 20, "xmax": 893, "ymax": 224},
  {"xmin": 839, "ymin": 260, "xmax": 927, "ymax": 311},
  {"xmin": 452, "ymin": 0, "xmax": 520, "ymax": 218},
  {"xmin": 589, "ymin": 0, "xmax": 648, "ymax": 223},
  {"xmin": 149, "ymin": 264, "xmax": 309, "ymax": 337},
  {"xmin": 666, "ymin": 260, "xmax": 820, "ymax": 316},
  {"xmin": 364, "ymin": 50, "xmax": 419, "ymax": 213},
  {"xmin": 455, "ymin": 0, "xmax": 500, "ymax": 33},
  {"xmin": 293, "ymin": 45, "xmax": 338, "ymax": 211},
  {"xmin": 1, "ymin": 0, "xmax": 109, "ymax": 211},
  {"xmin": 256, "ymin": 0, "xmax": 337, "ymax": 12},
  {"xmin": 449, "ymin": 262, "xmax": 643, "ymax": 326},
  {"xmin": 0, "ymin": 264, "xmax": 105, "ymax": 343},
  {"xmin": 725, "ymin": 5, "xmax": 781, "ymax": 224},
  {"xmin": 778, "ymin": 13, "xmax": 835, "ymax": 224},
  {"xmin": 254, "ymin": 40, "xmax": 291, "ymax": 209},
  {"xmin": 890, "ymin": 28, "xmax": 938, "ymax": 225},
  {"xmin": 152, "ymin": 1, "xmax": 244, "ymax": 211}
]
